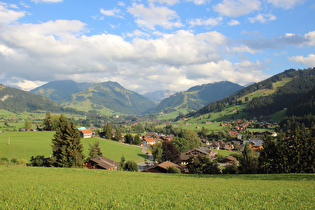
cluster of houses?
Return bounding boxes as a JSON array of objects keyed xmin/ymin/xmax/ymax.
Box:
[{"xmin": 221, "ymin": 118, "xmax": 277, "ymax": 138}]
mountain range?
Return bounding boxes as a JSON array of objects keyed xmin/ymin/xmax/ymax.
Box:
[
  {"xmin": 1, "ymin": 67, "xmax": 314, "ymax": 119},
  {"xmin": 27, "ymin": 80, "xmax": 243, "ymax": 115}
]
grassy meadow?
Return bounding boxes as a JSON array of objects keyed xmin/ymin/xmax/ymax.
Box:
[
  {"xmin": 0, "ymin": 131, "xmax": 147, "ymax": 163},
  {"xmin": 0, "ymin": 166, "xmax": 314, "ymax": 209}
]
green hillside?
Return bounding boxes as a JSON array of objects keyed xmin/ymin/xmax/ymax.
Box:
[
  {"xmin": 30, "ymin": 80, "xmax": 93, "ymax": 102},
  {"xmin": 153, "ymin": 81, "xmax": 243, "ymax": 116},
  {"xmin": 0, "ymin": 84, "xmax": 81, "ymax": 114},
  {"xmin": 62, "ymin": 81, "xmax": 157, "ymax": 115},
  {"xmin": 0, "ymin": 132, "xmax": 146, "ymax": 163},
  {"xmin": 1, "ymin": 167, "xmax": 314, "ymax": 209},
  {"xmin": 193, "ymin": 68, "xmax": 315, "ymax": 121}
]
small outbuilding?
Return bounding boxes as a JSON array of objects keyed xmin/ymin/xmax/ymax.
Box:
[
  {"xmin": 79, "ymin": 129, "xmax": 94, "ymax": 138},
  {"xmin": 84, "ymin": 156, "xmax": 119, "ymax": 170},
  {"xmin": 222, "ymin": 156, "xmax": 237, "ymax": 163},
  {"xmin": 143, "ymin": 161, "xmax": 182, "ymax": 173}
]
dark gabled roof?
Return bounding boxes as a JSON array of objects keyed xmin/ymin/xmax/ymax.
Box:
[
  {"xmin": 179, "ymin": 154, "xmax": 190, "ymax": 161},
  {"xmin": 89, "ymin": 156, "xmax": 119, "ymax": 169},
  {"xmin": 144, "ymin": 161, "xmax": 182, "ymax": 173},
  {"xmin": 222, "ymin": 156, "xmax": 237, "ymax": 162},
  {"xmin": 158, "ymin": 161, "xmax": 181, "ymax": 170},
  {"xmin": 184, "ymin": 147, "xmax": 212, "ymax": 156}
]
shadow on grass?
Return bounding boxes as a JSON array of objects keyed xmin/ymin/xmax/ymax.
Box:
[
  {"xmin": 137, "ymin": 153, "xmax": 149, "ymax": 160},
  {"xmin": 180, "ymin": 173, "xmax": 315, "ymax": 181}
]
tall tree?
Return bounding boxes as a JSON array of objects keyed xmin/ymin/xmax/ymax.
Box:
[
  {"xmin": 24, "ymin": 120, "xmax": 32, "ymax": 131},
  {"xmin": 104, "ymin": 123, "xmax": 112, "ymax": 139},
  {"xmin": 239, "ymin": 142, "xmax": 258, "ymax": 174},
  {"xmin": 114, "ymin": 127, "xmax": 122, "ymax": 141},
  {"xmin": 171, "ymin": 137, "xmax": 190, "ymax": 153},
  {"xmin": 133, "ymin": 134, "xmax": 142, "ymax": 145},
  {"xmin": 152, "ymin": 142, "xmax": 163, "ymax": 164},
  {"xmin": 182, "ymin": 130, "xmax": 203, "ymax": 149},
  {"xmin": 88, "ymin": 141, "xmax": 103, "ymax": 159},
  {"xmin": 67, "ymin": 119, "xmax": 85, "ymax": 167},
  {"xmin": 124, "ymin": 133, "xmax": 133, "ymax": 144},
  {"xmin": 50, "ymin": 115, "xmax": 85, "ymax": 168},
  {"xmin": 162, "ymin": 141, "xmax": 180, "ymax": 164},
  {"xmin": 42, "ymin": 111, "xmax": 53, "ymax": 131}
]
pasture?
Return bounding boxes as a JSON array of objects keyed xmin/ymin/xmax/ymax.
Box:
[
  {"xmin": 0, "ymin": 132, "xmax": 147, "ymax": 163},
  {"xmin": 0, "ymin": 166, "xmax": 314, "ymax": 209}
]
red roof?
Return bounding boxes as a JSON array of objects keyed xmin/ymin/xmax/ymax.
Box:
[
  {"xmin": 143, "ymin": 136, "xmax": 156, "ymax": 143},
  {"xmin": 80, "ymin": 129, "xmax": 93, "ymax": 134}
]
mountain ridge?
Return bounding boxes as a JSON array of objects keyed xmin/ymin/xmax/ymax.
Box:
[{"xmin": 152, "ymin": 81, "xmax": 244, "ymax": 115}]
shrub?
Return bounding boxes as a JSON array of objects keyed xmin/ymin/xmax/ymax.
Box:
[
  {"xmin": 0, "ymin": 157, "xmax": 9, "ymax": 165},
  {"xmin": 166, "ymin": 166, "xmax": 181, "ymax": 174},
  {"xmin": 30, "ymin": 155, "xmax": 50, "ymax": 167},
  {"xmin": 123, "ymin": 160, "xmax": 139, "ymax": 172}
]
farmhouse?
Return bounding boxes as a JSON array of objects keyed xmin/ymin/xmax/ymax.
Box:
[
  {"xmin": 79, "ymin": 129, "xmax": 94, "ymax": 138},
  {"xmin": 243, "ymin": 140, "xmax": 263, "ymax": 151},
  {"xmin": 84, "ymin": 156, "xmax": 119, "ymax": 170},
  {"xmin": 141, "ymin": 136, "xmax": 156, "ymax": 147},
  {"xmin": 183, "ymin": 147, "xmax": 216, "ymax": 159},
  {"xmin": 222, "ymin": 156, "xmax": 237, "ymax": 163},
  {"xmin": 144, "ymin": 161, "xmax": 182, "ymax": 173}
]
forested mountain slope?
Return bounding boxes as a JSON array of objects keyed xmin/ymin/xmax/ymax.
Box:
[
  {"xmin": 194, "ymin": 68, "xmax": 315, "ymax": 118},
  {"xmin": 0, "ymin": 84, "xmax": 80, "ymax": 114},
  {"xmin": 152, "ymin": 81, "xmax": 243, "ymax": 114},
  {"xmin": 30, "ymin": 80, "xmax": 94, "ymax": 102},
  {"xmin": 62, "ymin": 81, "xmax": 157, "ymax": 115}
]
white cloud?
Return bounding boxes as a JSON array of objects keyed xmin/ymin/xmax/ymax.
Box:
[
  {"xmin": 31, "ymin": 0, "xmax": 63, "ymax": 3},
  {"xmin": 127, "ymin": 3, "xmax": 183, "ymax": 30},
  {"xmin": 248, "ymin": 14, "xmax": 277, "ymax": 23},
  {"xmin": 126, "ymin": 30, "xmax": 151, "ymax": 38},
  {"xmin": 148, "ymin": 0, "xmax": 180, "ymax": 5},
  {"xmin": 305, "ymin": 31, "xmax": 315, "ymax": 46},
  {"xmin": 213, "ymin": 0, "xmax": 261, "ymax": 17},
  {"xmin": 7, "ymin": 78, "xmax": 46, "ymax": 91},
  {"xmin": 230, "ymin": 45, "xmax": 258, "ymax": 54},
  {"xmin": 100, "ymin": 8, "xmax": 121, "ymax": 17},
  {"xmin": 0, "ymin": 4, "xmax": 25, "ymax": 23},
  {"xmin": 188, "ymin": 17, "xmax": 223, "ymax": 27},
  {"xmin": 186, "ymin": 0, "xmax": 207, "ymax": 5},
  {"xmin": 228, "ymin": 19, "xmax": 240, "ymax": 26},
  {"xmin": 267, "ymin": 0, "xmax": 304, "ymax": 9},
  {"xmin": 117, "ymin": 1, "xmax": 125, "ymax": 7},
  {"xmin": 289, "ymin": 54, "xmax": 315, "ymax": 67},
  {"xmin": 183, "ymin": 60, "xmax": 268, "ymax": 85}
]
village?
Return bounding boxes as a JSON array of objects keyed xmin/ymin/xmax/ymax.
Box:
[{"xmin": 79, "ymin": 116, "xmax": 278, "ymax": 174}]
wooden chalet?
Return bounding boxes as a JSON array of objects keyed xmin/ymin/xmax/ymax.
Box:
[
  {"xmin": 141, "ymin": 136, "xmax": 156, "ymax": 147},
  {"xmin": 222, "ymin": 156, "xmax": 237, "ymax": 163},
  {"xmin": 243, "ymin": 140, "xmax": 263, "ymax": 151},
  {"xmin": 144, "ymin": 161, "xmax": 182, "ymax": 173},
  {"xmin": 84, "ymin": 156, "xmax": 119, "ymax": 170},
  {"xmin": 182, "ymin": 146, "xmax": 217, "ymax": 160},
  {"xmin": 79, "ymin": 129, "xmax": 94, "ymax": 138}
]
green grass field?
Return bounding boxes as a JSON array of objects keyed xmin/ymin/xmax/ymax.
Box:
[
  {"xmin": 0, "ymin": 132, "xmax": 147, "ymax": 163},
  {"xmin": 0, "ymin": 166, "xmax": 314, "ymax": 209}
]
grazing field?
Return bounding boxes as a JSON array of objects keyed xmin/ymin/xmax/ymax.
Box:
[
  {"xmin": 0, "ymin": 132, "xmax": 147, "ymax": 162},
  {"xmin": 0, "ymin": 166, "xmax": 314, "ymax": 209}
]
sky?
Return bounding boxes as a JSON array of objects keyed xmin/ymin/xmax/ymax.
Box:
[{"xmin": 0, "ymin": 0, "xmax": 314, "ymax": 94}]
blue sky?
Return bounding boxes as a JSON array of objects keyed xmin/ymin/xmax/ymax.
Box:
[{"xmin": 0, "ymin": 0, "xmax": 314, "ymax": 93}]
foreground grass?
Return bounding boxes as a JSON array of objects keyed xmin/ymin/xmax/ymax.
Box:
[
  {"xmin": 0, "ymin": 167, "xmax": 314, "ymax": 209},
  {"xmin": 0, "ymin": 132, "xmax": 146, "ymax": 162}
]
